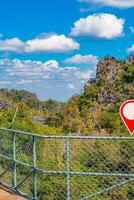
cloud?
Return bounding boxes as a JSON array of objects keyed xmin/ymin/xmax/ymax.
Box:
[
  {"xmin": 67, "ymin": 83, "xmax": 75, "ymax": 89},
  {"xmin": 64, "ymin": 54, "xmax": 98, "ymax": 65},
  {"xmin": 127, "ymin": 44, "xmax": 134, "ymax": 53},
  {"xmin": 0, "ymin": 58, "xmax": 97, "ymax": 100},
  {"xmin": 25, "ymin": 34, "xmax": 80, "ymax": 53},
  {"xmin": 74, "ymin": 69, "xmax": 93, "ymax": 79},
  {"xmin": 16, "ymin": 79, "xmax": 33, "ymax": 84},
  {"xmin": 0, "ymin": 34, "xmax": 80, "ymax": 53},
  {"xmin": 0, "ymin": 58, "xmax": 95, "ymax": 85},
  {"xmin": 78, "ymin": 0, "xmax": 134, "ymax": 9},
  {"xmin": 0, "ymin": 38, "xmax": 25, "ymax": 52},
  {"xmin": 5, "ymin": 59, "xmax": 60, "ymax": 77},
  {"xmin": 71, "ymin": 13, "xmax": 124, "ymax": 39}
]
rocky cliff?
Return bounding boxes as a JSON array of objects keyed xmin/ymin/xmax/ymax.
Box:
[
  {"xmin": 62, "ymin": 55, "xmax": 134, "ymax": 134},
  {"xmin": 94, "ymin": 56, "xmax": 134, "ymax": 104}
]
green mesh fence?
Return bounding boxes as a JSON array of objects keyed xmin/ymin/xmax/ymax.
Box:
[{"xmin": 0, "ymin": 128, "xmax": 134, "ymax": 200}]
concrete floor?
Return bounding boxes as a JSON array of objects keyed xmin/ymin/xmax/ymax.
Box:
[{"xmin": 0, "ymin": 186, "xmax": 26, "ymax": 200}]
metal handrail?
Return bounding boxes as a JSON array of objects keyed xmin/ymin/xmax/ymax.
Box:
[
  {"xmin": 0, "ymin": 128, "xmax": 134, "ymax": 200},
  {"xmin": 0, "ymin": 127, "xmax": 134, "ymax": 140}
]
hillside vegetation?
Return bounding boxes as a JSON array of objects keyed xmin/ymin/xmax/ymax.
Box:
[
  {"xmin": 0, "ymin": 55, "xmax": 134, "ymax": 199},
  {"xmin": 0, "ymin": 55, "xmax": 133, "ymax": 136}
]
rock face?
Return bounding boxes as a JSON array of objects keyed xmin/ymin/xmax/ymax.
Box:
[
  {"xmin": 93, "ymin": 55, "xmax": 134, "ymax": 104},
  {"xmin": 96, "ymin": 56, "xmax": 118, "ymax": 84},
  {"xmin": 96, "ymin": 56, "xmax": 119, "ymax": 104},
  {"xmin": 32, "ymin": 115, "xmax": 46, "ymax": 124},
  {"xmin": 0, "ymin": 98, "xmax": 12, "ymax": 109},
  {"xmin": 125, "ymin": 55, "xmax": 134, "ymax": 64}
]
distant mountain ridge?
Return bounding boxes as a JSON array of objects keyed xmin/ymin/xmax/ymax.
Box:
[
  {"xmin": 0, "ymin": 88, "xmax": 64, "ymax": 112},
  {"xmin": 0, "ymin": 55, "xmax": 133, "ymax": 135}
]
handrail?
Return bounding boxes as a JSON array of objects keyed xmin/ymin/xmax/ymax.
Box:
[
  {"xmin": 0, "ymin": 127, "xmax": 134, "ymax": 140},
  {"xmin": 0, "ymin": 128, "xmax": 134, "ymax": 200}
]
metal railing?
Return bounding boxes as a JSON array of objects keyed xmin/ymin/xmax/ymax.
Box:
[{"xmin": 0, "ymin": 128, "xmax": 134, "ymax": 200}]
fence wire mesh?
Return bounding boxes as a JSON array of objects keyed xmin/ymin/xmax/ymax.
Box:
[{"xmin": 0, "ymin": 128, "xmax": 134, "ymax": 200}]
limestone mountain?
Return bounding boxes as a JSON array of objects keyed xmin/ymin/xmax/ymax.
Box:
[
  {"xmin": 60, "ymin": 55, "xmax": 134, "ymax": 135},
  {"xmin": 0, "ymin": 55, "xmax": 133, "ymax": 136},
  {"xmin": 94, "ymin": 56, "xmax": 133, "ymax": 104}
]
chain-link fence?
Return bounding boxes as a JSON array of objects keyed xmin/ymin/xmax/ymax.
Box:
[{"xmin": 0, "ymin": 128, "xmax": 134, "ymax": 200}]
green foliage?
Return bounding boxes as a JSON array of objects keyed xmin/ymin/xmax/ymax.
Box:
[
  {"xmin": 123, "ymin": 64, "xmax": 134, "ymax": 83},
  {"xmin": 0, "ymin": 56, "xmax": 134, "ymax": 199}
]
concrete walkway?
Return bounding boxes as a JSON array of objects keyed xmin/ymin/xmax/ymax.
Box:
[{"xmin": 0, "ymin": 186, "xmax": 27, "ymax": 200}]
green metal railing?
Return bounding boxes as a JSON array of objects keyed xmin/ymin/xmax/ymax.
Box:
[{"xmin": 0, "ymin": 128, "xmax": 134, "ymax": 200}]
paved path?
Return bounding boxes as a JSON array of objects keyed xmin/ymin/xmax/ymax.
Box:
[{"xmin": 0, "ymin": 187, "xmax": 26, "ymax": 200}]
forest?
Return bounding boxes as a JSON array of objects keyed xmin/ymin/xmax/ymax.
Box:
[{"xmin": 0, "ymin": 55, "xmax": 134, "ymax": 199}]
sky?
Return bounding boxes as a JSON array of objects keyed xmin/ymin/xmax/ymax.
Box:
[{"xmin": 0, "ymin": 0, "xmax": 134, "ymax": 101}]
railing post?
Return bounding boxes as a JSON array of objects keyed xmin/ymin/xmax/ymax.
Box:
[
  {"xmin": 12, "ymin": 132, "xmax": 17, "ymax": 189},
  {"xmin": 65, "ymin": 139, "xmax": 70, "ymax": 200},
  {"xmin": 33, "ymin": 135, "xmax": 37, "ymax": 200}
]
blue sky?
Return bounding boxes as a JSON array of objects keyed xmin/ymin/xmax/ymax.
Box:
[{"xmin": 0, "ymin": 0, "xmax": 134, "ymax": 101}]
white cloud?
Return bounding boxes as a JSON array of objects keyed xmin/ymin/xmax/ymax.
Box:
[
  {"xmin": 127, "ymin": 44, "xmax": 134, "ymax": 53},
  {"xmin": 0, "ymin": 38, "xmax": 25, "ymax": 52},
  {"xmin": 16, "ymin": 79, "xmax": 33, "ymax": 84},
  {"xmin": 71, "ymin": 13, "xmax": 124, "ymax": 39},
  {"xmin": 0, "ymin": 58, "xmax": 96, "ymax": 100},
  {"xmin": 25, "ymin": 34, "xmax": 80, "ymax": 53},
  {"xmin": 67, "ymin": 83, "xmax": 75, "ymax": 89},
  {"xmin": 74, "ymin": 69, "xmax": 93, "ymax": 79},
  {"xmin": 5, "ymin": 59, "xmax": 60, "ymax": 77},
  {"xmin": 0, "ymin": 80, "xmax": 11, "ymax": 84},
  {"xmin": 0, "ymin": 34, "xmax": 80, "ymax": 53},
  {"xmin": 64, "ymin": 54, "xmax": 98, "ymax": 65},
  {"xmin": 1, "ymin": 58, "xmax": 95, "ymax": 83},
  {"xmin": 41, "ymin": 60, "xmax": 59, "ymax": 70},
  {"xmin": 79, "ymin": 0, "xmax": 134, "ymax": 9}
]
